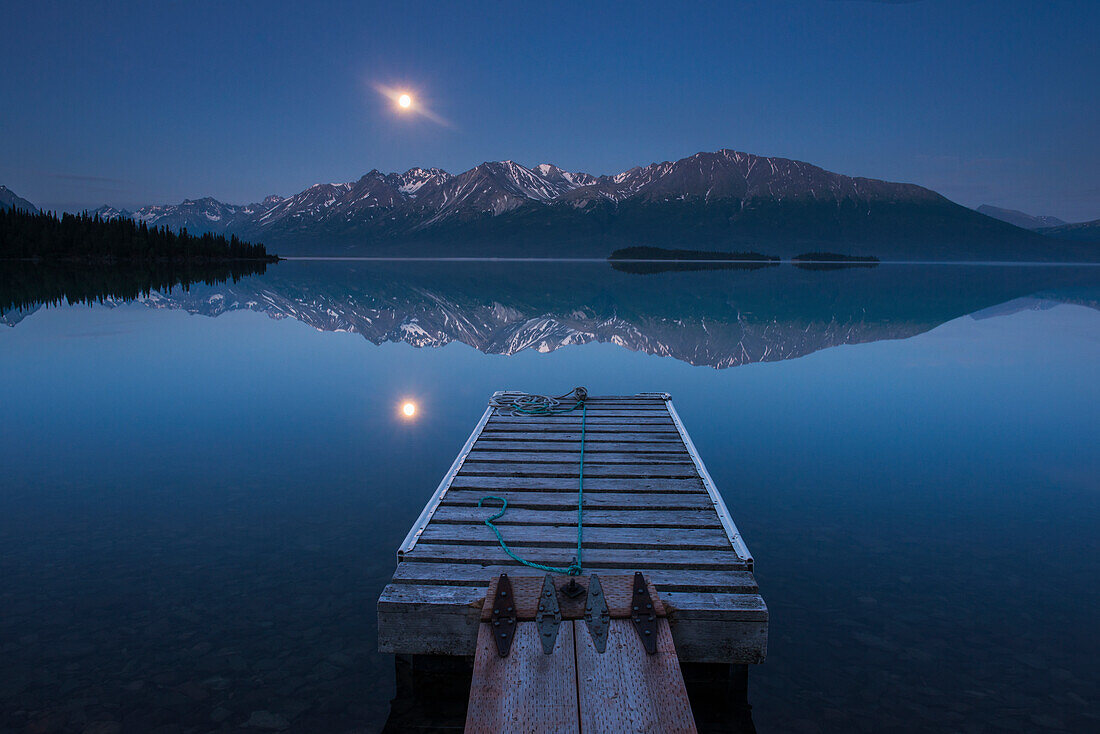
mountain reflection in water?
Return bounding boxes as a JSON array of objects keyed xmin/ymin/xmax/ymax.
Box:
[{"xmin": 6, "ymin": 259, "xmax": 1097, "ymax": 369}]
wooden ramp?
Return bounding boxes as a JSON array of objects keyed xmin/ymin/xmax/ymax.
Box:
[
  {"xmin": 378, "ymin": 393, "xmax": 767, "ymax": 665},
  {"xmin": 465, "ymin": 574, "xmax": 695, "ymax": 733}
]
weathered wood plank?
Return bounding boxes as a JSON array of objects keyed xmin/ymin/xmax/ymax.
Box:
[
  {"xmin": 448, "ymin": 476, "xmax": 706, "ymax": 492},
  {"xmin": 493, "ymin": 407, "xmax": 669, "ymax": 415},
  {"xmin": 465, "ymin": 450, "xmax": 693, "ymax": 464},
  {"xmin": 475, "ymin": 434, "xmax": 686, "ymax": 446},
  {"xmin": 391, "ymin": 563, "xmax": 759, "ymax": 594},
  {"xmin": 401, "ymin": 544, "xmax": 749, "ymax": 571},
  {"xmin": 569, "ymin": 396, "xmax": 666, "ymax": 402},
  {"xmin": 486, "ymin": 416, "xmax": 674, "ymax": 425},
  {"xmin": 667, "ymin": 616, "xmax": 769, "ymax": 665},
  {"xmin": 464, "ymin": 622, "xmax": 579, "ymax": 734},
  {"xmin": 377, "ymin": 582, "xmax": 483, "ymax": 656},
  {"xmin": 483, "ymin": 424, "xmax": 679, "ymax": 435},
  {"xmin": 473, "ymin": 435, "xmax": 686, "ymax": 448},
  {"xmin": 457, "ymin": 464, "xmax": 699, "ymax": 478},
  {"xmin": 575, "ymin": 618, "xmax": 697, "ymax": 734},
  {"xmin": 416, "ymin": 524, "xmax": 733, "ymax": 550},
  {"xmin": 441, "ymin": 490, "xmax": 714, "ymax": 510},
  {"xmin": 661, "ymin": 591, "xmax": 770, "ymax": 622},
  {"xmin": 430, "ymin": 505, "xmax": 722, "ymax": 529}
]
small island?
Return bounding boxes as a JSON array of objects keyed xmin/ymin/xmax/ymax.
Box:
[{"xmin": 0, "ymin": 208, "xmax": 278, "ymax": 263}]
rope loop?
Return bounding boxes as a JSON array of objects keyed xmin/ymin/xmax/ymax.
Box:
[{"xmin": 489, "ymin": 387, "xmax": 587, "ymax": 417}]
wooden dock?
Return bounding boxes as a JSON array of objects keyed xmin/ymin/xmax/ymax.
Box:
[{"xmin": 377, "ymin": 392, "xmax": 767, "ymax": 730}]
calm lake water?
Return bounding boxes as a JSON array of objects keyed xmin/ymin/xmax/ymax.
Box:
[{"xmin": 1, "ymin": 260, "xmax": 1098, "ymax": 733}]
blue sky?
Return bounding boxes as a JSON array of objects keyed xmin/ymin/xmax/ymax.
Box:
[{"xmin": 1, "ymin": 0, "xmax": 1097, "ymax": 220}]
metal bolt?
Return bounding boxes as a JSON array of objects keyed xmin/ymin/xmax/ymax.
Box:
[
  {"xmin": 493, "ymin": 621, "xmax": 499, "ymax": 627},
  {"xmin": 644, "ymin": 630, "xmax": 651, "ymax": 636}
]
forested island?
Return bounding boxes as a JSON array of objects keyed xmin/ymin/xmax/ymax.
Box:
[{"xmin": 0, "ymin": 208, "xmax": 278, "ymax": 262}]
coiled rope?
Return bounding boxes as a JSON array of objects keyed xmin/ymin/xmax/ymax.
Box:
[{"xmin": 478, "ymin": 387, "xmax": 588, "ymax": 575}]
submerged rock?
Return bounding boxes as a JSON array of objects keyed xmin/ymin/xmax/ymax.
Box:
[{"xmin": 245, "ymin": 710, "xmax": 290, "ymax": 730}]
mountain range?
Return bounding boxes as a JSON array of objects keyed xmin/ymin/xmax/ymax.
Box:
[{"xmin": 5, "ymin": 149, "xmax": 1098, "ymax": 260}]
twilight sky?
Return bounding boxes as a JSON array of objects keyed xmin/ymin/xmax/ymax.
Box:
[{"xmin": 2, "ymin": 0, "xmax": 1097, "ymax": 220}]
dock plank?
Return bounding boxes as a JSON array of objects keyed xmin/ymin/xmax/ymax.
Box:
[
  {"xmin": 430, "ymin": 506, "xmax": 722, "ymax": 529},
  {"xmin": 416, "ymin": 524, "xmax": 733, "ymax": 550},
  {"xmin": 496, "ymin": 407, "xmax": 670, "ymax": 415},
  {"xmin": 401, "ymin": 544, "xmax": 748, "ymax": 571},
  {"xmin": 575, "ymin": 618, "xmax": 697, "ymax": 734},
  {"xmin": 448, "ymin": 476, "xmax": 706, "ymax": 492},
  {"xmin": 482, "ymin": 429, "xmax": 679, "ymax": 439},
  {"xmin": 475, "ymin": 433, "xmax": 685, "ymax": 444},
  {"xmin": 465, "ymin": 450, "xmax": 693, "ymax": 464},
  {"xmin": 485, "ymin": 416, "xmax": 676, "ymax": 426},
  {"xmin": 391, "ymin": 563, "xmax": 759, "ymax": 593},
  {"xmin": 441, "ymin": 490, "xmax": 714, "ymax": 510},
  {"xmin": 457, "ymin": 464, "xmax": 700, "ymax": 478},
  {"xmin": 465, "ymin": 622, "xmax": 579, "ymax": 734}
]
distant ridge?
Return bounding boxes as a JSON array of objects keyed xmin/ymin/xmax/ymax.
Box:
[
  {"xmin": 50, "ymin": 150, "xmax": 1100, "ymax": 261},
  {"xmin": 1037, "ymin": 219, "xmax": 1100, "ymax": 242},
  {"xmin": 976, "ymin": 204, "xmax": 1066, "ymax": 230}
]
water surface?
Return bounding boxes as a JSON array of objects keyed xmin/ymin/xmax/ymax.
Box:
[{"xmin": 1, "ymin": 260, "xmax": 1097, "ymax": 732}]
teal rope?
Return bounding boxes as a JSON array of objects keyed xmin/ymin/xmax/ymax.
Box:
[{"xmin": 479, "ymin": 391, "xmax": 586, "ymax": 576}]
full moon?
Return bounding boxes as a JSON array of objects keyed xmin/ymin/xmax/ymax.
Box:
[
  {"xmin": 398, "ymin": 93, "xmax": 412, "ymax": 109},
  {"xmin": 402, "ymin": 402, "xmax": 417, "ymax": 417}
]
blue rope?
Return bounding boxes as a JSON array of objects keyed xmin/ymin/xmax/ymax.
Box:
[{"xmin": 479, "ymin": 390, "xmax": 586, "ymax": 576}]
